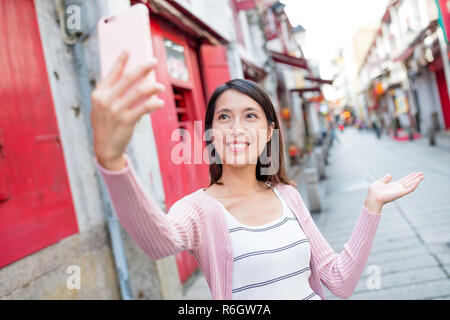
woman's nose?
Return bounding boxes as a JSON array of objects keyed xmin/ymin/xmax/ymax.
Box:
[{"xmin": 228, "ymin": 126, "xmax": 246, "ymax": 137}]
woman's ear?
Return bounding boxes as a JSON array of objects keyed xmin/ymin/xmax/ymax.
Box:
[{"xmin": 267, "ymin": 121, "xmax": 275, "ymax": 142}]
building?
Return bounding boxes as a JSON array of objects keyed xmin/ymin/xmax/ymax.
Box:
[{"xmin": 356, "ymin": 0, "xmax": 449, "ymax": 141}]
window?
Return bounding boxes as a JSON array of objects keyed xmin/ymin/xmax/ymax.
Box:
[{"xmin": 164, "ymin": 38, "xmax": 189, "ymax": 81}]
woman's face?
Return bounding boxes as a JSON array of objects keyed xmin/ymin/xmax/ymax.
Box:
[{"xmin": 211, "ymin": 89, "xmax": 274, "ymax": 166}]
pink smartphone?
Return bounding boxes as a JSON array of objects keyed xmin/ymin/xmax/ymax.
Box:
[{"xmin": 97, "ymin": 3, "xmax": 156, "ymax": 105}]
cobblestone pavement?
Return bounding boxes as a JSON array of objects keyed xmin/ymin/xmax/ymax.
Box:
[{"xmin": 184, "ymin": 127, "xmax": 450, "ymax": 300}]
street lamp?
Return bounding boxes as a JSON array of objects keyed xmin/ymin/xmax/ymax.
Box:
[
  {"xmin": 292, "ymin": 24, "xmax": 306, "ymax": 47},
  {"xmin": 270, "ymin": 1, "xmax": 286, "ymax": 15}
]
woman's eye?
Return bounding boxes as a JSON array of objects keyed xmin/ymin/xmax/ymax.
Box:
[{"xmin": 218, "ymin": 113, "xmax": 257, "ymax": 120}]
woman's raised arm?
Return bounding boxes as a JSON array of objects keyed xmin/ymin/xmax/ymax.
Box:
[{"xmin": 90, "ymin": 51, "xmax": 204, "ymax": 259}]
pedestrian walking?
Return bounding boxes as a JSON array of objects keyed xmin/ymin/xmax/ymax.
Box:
[
  {"xmin": 330, "ymin": 121, "xmax": 340, "ymax": 144},
  {"xmin": 371, "ymin": 113, "xmax": 381, "ymax": 139},
  {"xmin": 90, "ymin": 51, "xmax": 425, "ymax": 300}
]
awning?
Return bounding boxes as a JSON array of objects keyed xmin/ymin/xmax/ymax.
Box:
[
  {"xmin": 241, "ymin": 58, "xmax": 267, "ymax": 82},
  {"xmin": 394, "ymin": 19, "xmax": 438, "ymax": 63},
  {"xmin": 139, "ymin": 0, "xmax": 229, "ymax": 45},
  {"xmin": 290, "ymin": 87, "xmax": 321, "ymax": 95},
  {"xmin": 304, "ymin": 76, "xmax": 333, "ymax": 85},
  {"xmin": 394, "ymin": 46, "xmax": 414, "ymax": 63},
  {"xmin": 269, "ymin": 50, "xmax": 309, "ymax": 70}
]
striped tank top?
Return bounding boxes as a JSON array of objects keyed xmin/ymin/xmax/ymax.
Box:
[{"xmin": 218, "ymin": 185, "xmax": 321, "ymax": 300}]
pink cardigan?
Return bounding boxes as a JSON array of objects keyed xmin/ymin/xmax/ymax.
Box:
[{"xmin": 93, "ymin": 153, "xmax": 382, "ymax": 300}]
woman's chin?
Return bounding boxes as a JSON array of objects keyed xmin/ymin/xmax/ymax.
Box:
[
  {"xmin": 224, "ymin": 162, "xmax": 249, "ymax": 167},
  {"xmin": 222, "ymin": 156, "xmax": 259, "ymax": 166}
]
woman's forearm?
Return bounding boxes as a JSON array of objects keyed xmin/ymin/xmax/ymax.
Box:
[
  {"xmin": 364, "ymin": 194, "xmax": 383, "ymax": 215},
  {"xmin": 93, "ymin": 153, "xmax": 203, "ymax": 259}
]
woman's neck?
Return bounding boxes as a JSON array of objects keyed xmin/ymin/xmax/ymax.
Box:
[{"xmin": 218, "ymin": 164, "xmax": 266, "ymax": 196}]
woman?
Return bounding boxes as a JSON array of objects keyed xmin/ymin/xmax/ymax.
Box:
[{"xmin": 91, "ymin": 51, "xmax": 424, "ymax": 300}]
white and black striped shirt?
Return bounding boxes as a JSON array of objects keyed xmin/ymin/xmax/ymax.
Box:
[{"xmin": 218, "ymin": 185, "xmax": 321, "ymax": 300}]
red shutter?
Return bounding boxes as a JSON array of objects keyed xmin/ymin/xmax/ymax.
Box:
[
  {"xmin": 0, "ymin": 0, "xmax": 78, "ymax": 268},
  {"xmin": 199, "ymin": 44, "xmax": 232, "ymax": 102},
  {"xmin": 234, "ymin": 0, "xmax": 256, "ymax": 11},
  {"xmin": 435, "ymin": 70, "xmax": 450, "ymax": 129}
]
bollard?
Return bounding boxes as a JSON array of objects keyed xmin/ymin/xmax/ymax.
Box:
[
  {"xmin": 304, "ymin": 167, "xmax": 321, "ymax": 213},
  {"xmin": 428, "ymin": 126, "xmax": 436, "ymax": 146},
  {"xmin": 314, "ymin": 147, "xmax": 326, "ymax": 180},
  {"xmin": 323, "ymin": 134, "xmax": 331, "ymax": 164},
  {"xmin": 429, "ymin": 113, "xmax": 438, "ymax": 146}
]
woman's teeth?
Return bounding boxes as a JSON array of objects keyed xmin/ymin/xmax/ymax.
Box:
[{"xmin": 227, "ymin": 143, "xmax": 249, "ymax": 151}]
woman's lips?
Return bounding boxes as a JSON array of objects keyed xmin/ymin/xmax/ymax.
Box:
[{"xmin": 226, "ymin": 142, "xmax": 250, "ymax": 152}]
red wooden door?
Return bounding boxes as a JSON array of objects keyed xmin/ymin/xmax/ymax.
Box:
[
  {"xmin": 0, "ymin": 0, "xmax": 78, "ymax": 268},
  {"xmin": 435, "ymin": 69, "xmax": 450, "ymax": 129},
  {"xmin": 149, "ymin": 16, "xmax": 211, "ymax": 283},
  {"xmin": 199, "ymin": 44, "xmax": 232, "ymax": 101}
]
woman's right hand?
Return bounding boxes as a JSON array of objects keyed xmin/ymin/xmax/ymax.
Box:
[{"xmin": 91, "ymin": 50, "xmax": 166, "ymax": 170}]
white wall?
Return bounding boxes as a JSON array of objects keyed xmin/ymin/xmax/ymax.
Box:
[{"xmin": 175, "ymin": 0, "xmax": 235, "ymax": 41}]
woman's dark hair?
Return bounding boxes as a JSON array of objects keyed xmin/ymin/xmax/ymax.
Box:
[{"xmin": 204, "ymin": 78, "xmax": 295, "ymax": 188}]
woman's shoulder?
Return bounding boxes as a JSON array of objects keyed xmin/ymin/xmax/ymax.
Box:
[
  {"xmin": 168, "ymin": 188, "xmax": 218, "ymax": 215},
  {"xmin": 274, "ymin": 182, "xmax": 307, "ymax": 206},
  {"xmin": 274, "ymin": 181, "xmax": 299, "ymax": 194}
]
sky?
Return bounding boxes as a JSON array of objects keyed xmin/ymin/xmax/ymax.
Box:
[{"xmin": 283, "ymin": 0, "xmax": 391, "ymax": 71}]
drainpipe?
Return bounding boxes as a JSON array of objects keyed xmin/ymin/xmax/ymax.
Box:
[{"xmin": 57, "ymin": 0, "xmax": 133, "ymax": 300}]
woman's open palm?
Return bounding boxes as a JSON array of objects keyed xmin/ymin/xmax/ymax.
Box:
[{"xmin": 368, "ymin": 172, "xmax": 424, "ymax": 205}]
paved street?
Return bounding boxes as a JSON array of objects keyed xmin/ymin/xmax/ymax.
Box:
[{"xmin": 184, "ymin": 127, "xmax": 450, "ymax": 300}]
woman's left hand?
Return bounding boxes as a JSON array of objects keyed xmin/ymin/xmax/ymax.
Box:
[{"xmin": 364, "ymin": 172, "xmax": 425, "ymax": 214}]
